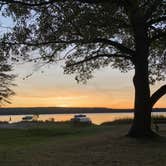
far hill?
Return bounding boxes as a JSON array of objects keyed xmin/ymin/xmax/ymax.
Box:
[{"xmin": 0, "ymin": 107, "xmax": 165, "ymax": 115}]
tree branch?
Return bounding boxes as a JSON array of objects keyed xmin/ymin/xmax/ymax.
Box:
[
  {"xmin": 66, "ymin": 53, "xmax": 132, "ymax": 67},
  {"xmin": 150, "ymin": 85, "xmax": 166, "ymax": 108},
  {"xmin": 0, "ymin": 0, "xmax": 55, "ymax": 6},
  {"xmin": 147, "ymin": 16, "xmax": 166, "ymax": 26},
  {"xmin": 0, "ymin": 0, "xmax": 129, "ymax": 6},
  {"xmin": 95, "ymin": 38, "xmax": 135, "ymax": 55},
  {"xmin": 0, "ymin": 0, "xmax": 112, "ymax": 6},
  {"xmin": 2, "ymin": 38, "xmax": 135, "ymax": 55}
]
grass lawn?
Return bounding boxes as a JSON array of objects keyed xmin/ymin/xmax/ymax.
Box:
[{"xmin": 0, "ymin": 122, "xmax": 166, "ymax": 166}]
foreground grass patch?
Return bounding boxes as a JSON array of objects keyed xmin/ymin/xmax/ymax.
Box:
[
  {"xmin": 0, "ymin": 122, "xmax": 166, "ymax": 166},
  {"xmin": 0, "ymin": 122, "xmax": 107, "ymax": 147}
]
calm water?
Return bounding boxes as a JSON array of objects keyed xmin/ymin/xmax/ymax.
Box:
[{"xmin": 0, "ymin": 112, "xmax": 166, "ymax": 125}]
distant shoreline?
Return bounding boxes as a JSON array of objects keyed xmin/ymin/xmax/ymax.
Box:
[{"xmin": 0, "ymin": 107, "xmax": 165, "ymax": 115}]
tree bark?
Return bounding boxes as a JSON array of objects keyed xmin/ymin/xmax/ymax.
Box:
[
  {"xmin": 127, "ymin": 17, "xmax": 154, "ymax": 137},
  {"xmin": 128, "ymin": 70, "xmax": 153, "ymax": 137}
]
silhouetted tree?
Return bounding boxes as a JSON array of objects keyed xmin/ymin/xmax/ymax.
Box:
[
  {"xmin": 0, "ymin": 53, "xmax": 15, "ymax": 105},
  {"xmin": 0, "ymin": 0, "xmax": 165, "ymax": 137}
]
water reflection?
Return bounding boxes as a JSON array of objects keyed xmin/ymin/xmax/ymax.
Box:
[{"xmin": 0, "ymin": 112, "xmax": 165, "ymax": 125}]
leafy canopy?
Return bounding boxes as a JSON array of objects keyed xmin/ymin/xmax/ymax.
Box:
[
  {"xmin": 0, "ymin": 52, "xmax": 15, "ymax": 105},
  {"xmin": 0, "ymin": 0, "xmax": 165, "ymax": 83}
]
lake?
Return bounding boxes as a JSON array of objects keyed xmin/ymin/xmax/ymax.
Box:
[{"xmin": 0, "ymin": 112, "xmax": 166, "ymax": 125}]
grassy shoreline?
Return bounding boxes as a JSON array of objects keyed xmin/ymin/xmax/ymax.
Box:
[{"xmin": 0, "ymin": 114, "xmax": 166, "ymax": 126}]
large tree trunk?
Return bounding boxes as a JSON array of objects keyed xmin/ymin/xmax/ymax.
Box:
[
  {"xmin": 128, "ymin": 17, "xmax": 154, "ymax": 137},
  {"xmin": 128, "ymin": 68, "xmax": 153, "ymax": 137}
]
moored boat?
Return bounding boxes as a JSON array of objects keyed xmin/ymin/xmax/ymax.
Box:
[{"xmin": 71, "ymin": 114, "xmax": 92, "ymax": 124}]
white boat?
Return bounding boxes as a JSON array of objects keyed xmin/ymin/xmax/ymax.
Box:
[{"xmin": 71, "ymin": 114, "xmax": 92, "ymax": 124}]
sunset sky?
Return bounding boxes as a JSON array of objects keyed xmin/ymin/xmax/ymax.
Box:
[
  {"xmin": 5, "ymin": 62, "xmax": 166, "ymax": 108},
  {"xmin": 1, "ymin": 15, "xmax": 165, "ymax": 109}
]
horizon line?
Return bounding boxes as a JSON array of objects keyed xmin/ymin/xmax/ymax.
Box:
[{"xmin": 1, "ymin": 106, "xmax": 165, "ymax": 109}]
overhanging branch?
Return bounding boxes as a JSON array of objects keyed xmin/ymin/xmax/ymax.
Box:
[
  {"xmin": 147, "ymin": 16, "xmax": 166, "ymax": 26},
  {"xmin": 2, "ymin": 38, "xmax": 135, "ymax": 56},
  {"xmin": 95, "ymin": 38, "xmax": 135, "ymax": 55},
  {"xmin": 0, "ymin": 0, "xmax": 55, "ymax": 6},
  {"xmin": 66, "ymin": 53, "xmax": 132, "ymax": 67},
  {"xmin": 150, "ymin": 84, "xmax": 166, "ymax": 107},
  {"xmin": 0, "ymin": 0, "xmax": 119, "ymax": 6}
]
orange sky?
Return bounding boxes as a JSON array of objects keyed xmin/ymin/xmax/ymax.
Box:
[
  {"xmin": 4, "ymin": 63, "xmax": 166, "ymax": 108},
  {"xmin": 1, "ymin": 15, "xmax": 165, "ymax": 109}
]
